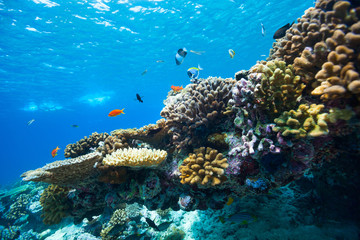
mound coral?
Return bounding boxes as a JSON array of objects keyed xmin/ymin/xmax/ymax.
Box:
[
  {"xmin": 250, "ymin": 60, "xmax": 305, "ymax": 116},
  {"xmin": 64, "ymin": 132, "xmax": 109, "ymax": 158},
  {"xmin": 273, "ymin": 104, "xmax": 330, "ymax": 138},
  {"xmin": 102, "ymin": 148, "xmax": 167, "ymax": 168},
  {"xmin": 160, "ymin": 77, "xmax": 236, "ymax": 149},
  {"xmin": 97, "ymin": 135, "xmax": 129, "ymax": 157},
  {"xmin": 100, "ymin": 209, "xmax": 129, "ymax": 239},
  {"xmin": 40, "ymin": 185, "xmax": 71, "ymax": 225},
  {"xmin": 21, "ymin": 152, "xmax": 103, "ymax": 186},
  {"xmin": 179, "ymin": 147, "xmax": 228, "ymax": 187}
]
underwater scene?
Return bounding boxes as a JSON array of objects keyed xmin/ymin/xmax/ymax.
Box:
[{"xmin": 1, "ymin": 0, "xmax": 360, "ymax": 239}]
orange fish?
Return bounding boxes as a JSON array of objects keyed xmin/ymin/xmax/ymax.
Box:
[
  {"xmin": 171, "ymin": 85, "xmax": 183, "ymax": 92},
  {"xmin": 51, "ymin": 146, "xmax": 60, "ymax": 158},
  {"xmin": 108, "ymin": 108, "xmax": 125, "ymax": 117}
]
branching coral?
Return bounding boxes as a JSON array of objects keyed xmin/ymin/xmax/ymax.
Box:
[
  {"xmin": 40, "ymin": 185, "xmax": 71, "ymax": 225},
  {"xmin": 21, "ymin": 152, "xmax": 103, "ymax": 186},
  {"xmin": 179, "ymin": 147, "xmax": 228, "ymax": 187},
  {"xmin": 102, "ymin": 148, "xmax": 167, "ymax": 168},
  {"xmin": 160, "ymin": 77, "xmax": 236, "ymax": 149},
  {"xmin": 250, "ymin": 60, "xmax": 305, "ymax": 116},
  {"xmin": 273, "ymin": 104, "xmax": 330, "ymax": 138},
  {"xmin": 64, "ymin": 132, "xmax": 109, "ymax": 158},
  {"xmin": 100, "ymin": 209, "xmax": 129, "ymax": 240}
]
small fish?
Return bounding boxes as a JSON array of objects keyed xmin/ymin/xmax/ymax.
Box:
[
  {"xmin": 175, "ymin": 48, "xmax": 187, "ymax": 65},
  {"xmin": 51, "ymin": 146, "xmax": 60, "ymax": 158},
  {"xmin": 71, "ymin": 125, "xmax": 79, "ymax": 128},
  {"xmin": 27, "ymin": 119, "xmax": 35, "ymax": 126},
  {"xmin": 156, "ymin": 60, "xmax": 165, "ymax": 63},
  {"xmin": 261, "ymin": 22, "xmax": 265, "ymax": 37},
  {"xmin": 260, "ymin": 54, "xmax": 266, "ymax": 57},
  {"xmin": 171, "ymin": 85, "xmax": 183, "ymax": 92},
  {"xmin": 190, "ymin": 50, "xmax": 205, "ymax": 55},
  {"xmin": 145, "ymin": 218, "xmax": 160, "ymax": 231},
  {"xmin": 273, "ymin": 21, "xmax": 294, "ymax": 39},
  {"xmin": 141, "ymin": 69, "xmax": 148, "ymax": 75},
  {"xmin": 187, "ymin": 65, "xmax": 203, "ymax": 79},
  {"xmin": 226, "ymin": 196, "xmax": 234, "ymax": 206},
  {"xmin": 108, "ymin": 109, "xmax": 125, "ymax": 117},
  {"xmin": 219, "ymin": 212, "xmax": 257, "ymax": 225},
  {"xmin": 136, "ymin": 93, "xmax": 143, "ymax": 103},
  {"xmin": 228, "ymin": 49, "xmax": 235, "ymax": 58}
]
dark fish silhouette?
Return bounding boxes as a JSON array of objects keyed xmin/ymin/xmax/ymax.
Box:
[
  {"xmin": 273, "ymin": 22, "xmax": 294, "ymax": 39},
  {"xmin": 71, "ymin": 125, "xmax": 79, "ymax": 128},
  {"xmin": 145, "ymin": 218, "xmax": 160, "ymax": 231},
  {"xmin": 175, "ymin": 48, "xmax": 187, "ymax": 65},
  {"xmin": 136, "ymin": 93, "xmax": 143, "ymax": 103}
]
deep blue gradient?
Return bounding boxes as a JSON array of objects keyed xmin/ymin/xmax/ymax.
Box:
[{"xmin": 0, "ymin": 0, "xmax": 313, "ymax": 185}]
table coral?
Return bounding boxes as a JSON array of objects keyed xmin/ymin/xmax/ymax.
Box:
[
  {"xmin": 21, "ymin": 152, "xmax": 103, "ymax": 186},
  {"xmin": 273, "ymin": 104, "xmax": 330, "ymax": 138},
  {"xmin": 102, "ymin": 147, "xmax": 167, "ymax": 168},
  {"xmin": 64, "ymin": 132, "xmax": 109, "ymax": 158},
  {"xmin": 250, "ymin": 60, "xmax": 305, "ymax": 117},
  {"xmin": 40, "ymin": 184, "xmax": 71, "ymax": 225},
  {"xmin": 160, "ymin": 77, "xmax": 236, "ymax": 149},
  {"xmin": 179, "ymin": 147, "xmax": 228, "ymax": 187}
]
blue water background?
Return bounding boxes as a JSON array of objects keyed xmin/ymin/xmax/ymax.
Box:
[{"xmin": 0, "ymin": 0, "xmax": 313, "ymax": 185}]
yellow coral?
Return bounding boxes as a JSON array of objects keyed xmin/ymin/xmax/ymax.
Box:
[
  {"xmin": 273, "ymin": 104, "xmax": 330, "ymax": 138},
  {"xmin": 179, "ymin": 147, "xmax": 228, "ymax": 187},
  {"xmin": 102, "ymin": 148, "xmax": 167, "ymax": 168}
]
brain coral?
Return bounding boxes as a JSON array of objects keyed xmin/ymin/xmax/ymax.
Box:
[
  {"xmin": 64, "ymin": 132, "xmax": 109, "ymax": 158},
  {"xmin": 179, "ymin": 147, "xmax": 228, "ymax": 187},
  {"xmin": 40, "ymin": 185, "xmax": 71, "ymax": 225},
  {"xmin": 160, "ymin": 77, "xmax": 236, "ymax": 149},
  {"xmin": 21, "ymin": 152, "xmax": 103, "ymax": 186},
  {"xmin": 102, "ymin": 148, "xmax": 167, "ymax": 168},
  {"xmin": 250, "ymin": 60, "xmax": 305, "ymax": 117}
]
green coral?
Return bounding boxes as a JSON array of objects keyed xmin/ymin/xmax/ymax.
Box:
[
  {"xmin": 40, "ymin": 185, "xmax": 71, "ymax": 225},
  {"xmin": 100, "ymin": 209, "xmax": 129, "ymax": 240},
  {"xmin": 273, "ymin": 104, "xmax": 329, "ymax": 138},
  {"xmin": 251, "ymin": 60, "xmax": 305, "ymax": 117}
]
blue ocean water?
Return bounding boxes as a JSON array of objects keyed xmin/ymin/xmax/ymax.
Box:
[{"xmin": 0, "ymin": 0, "xmax": 313, "ymax": 185}]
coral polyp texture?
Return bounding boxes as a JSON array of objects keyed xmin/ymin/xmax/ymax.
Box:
[
  {"xmin": 250, "ymin": 60, "xmax": 305, "ymax": 116},
  {"xmin": 102, "ymin": 147, "xmax": 167, "ymax": 168},
  {"xmin": 160, "ymin": 77, "xmax": 236, "ymax": 149},
  {"xmin": 179, "ymin": 147, "xmax": 228, "ymax": 187},
  {"xmin": 21, "ymin": 152, "xmax": 103, "ymax": 186},
  {"xmin": 64, "ymin": 132, "xmax": 109, "ymax": 158},
  {"xmin": 40, "ymin": 185, "xmax": 71, "ymax": 225},
  {"xmin": 97, "ymin": 135, "xmax": 129, "ymax": 157}
]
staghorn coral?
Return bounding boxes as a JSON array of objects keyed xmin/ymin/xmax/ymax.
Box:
[
  {"xmin": 273, "ymin": 104, "xmax": 330, "ymax": 138},
  {"xmin": 97, "ymin": 135, "xmax": 129, "ymax": 157},
  {"xmin": 21, "ymin": 152, "xmax": 103, "ymax": 186},
  {"xmin": 102, "ymin": 147, "xmax": 167, "ymax": 168},
  {"xmin": 250, "ymin": 60, "xmax": 305, "ymax": 116},
  {"xmin": 179, "ymin": 147, "xmax": 228, "ymax": 187},
  {"xmin": 40, "ymin": 184, "xmax": 71, "ymax": 225},
  {"xmin": 111, "ymin": 119, "xmax": 169, "ymax": 148},
  {"xmin": 160, "ymin": 77, "xmax": 236, "ymax": 149},
  {"xmin": 64, "ymin": 132, "xmax": 109, "ymax": 158},
  {"xmin": 100, "ymin": 209, "xmax": 129, "ymax": 240}
]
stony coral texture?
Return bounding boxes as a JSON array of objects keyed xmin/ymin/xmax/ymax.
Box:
[
  {"xmin": 64, "ymin": 132, "xmax": 109, "ymax": 158},
  {"xmin": 160, "ymin": 77, "xmax": 236, "ymax": 149},
  {"xmin": 179, "ymin": 147, "xmax": 228, "ymax": 187}
]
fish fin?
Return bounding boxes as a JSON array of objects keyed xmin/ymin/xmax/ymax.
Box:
[{"xmin": 197, "ymin": 64, "xmax": 203, "ymax": 70}]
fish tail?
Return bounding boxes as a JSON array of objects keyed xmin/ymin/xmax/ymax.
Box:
[
  {"xmin": 121, "ymin": 108, "xmax": 125, "ymax": 114},
  {"xmin": 198, "ymin": 64, "xmax": 203, "ymax": 70}
]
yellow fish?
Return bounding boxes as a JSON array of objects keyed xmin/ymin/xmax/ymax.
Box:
[{"xmin": 229, "ymin": 49, "xmax": 235, "ymax": 58}]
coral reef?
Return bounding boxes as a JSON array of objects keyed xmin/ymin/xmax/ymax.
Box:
[
  {"xmin": 39, "ymin": 185, "xmax": 71, "ymax": 225},
  {"xmin": 21, "ymin": 152, "xmax": 103, "ymax": 186},
  {"xmin": 4, "ymin": 193, "xmax": 30, "ymax": 222},
  {"xmin": 273, "ymin": 104, "xmax": 331, "ymax": 138},
  {"xmin": 97, "ymin": 135, "xmax": 129, "ymax": 157},
  {"xmin": 64, "ymin": 132, "xmax": 109, "ymax": 158},
  {"xmin": 97, "ymin": 166, "xmax": 127, "ymax": 185},
  {"xmin": 100, "ymin": 209, "xmax": 129, "ymax": 239},
  {"xmin": 250, "ymin": 60, "xmax": 305, "ymax": 116},
  {"xmin": 102, "ymin": 148, "xmax": 167, "ymax": 168},
  {"xmin": 179, "ymin": 147, "xmax": 228, "ymax": 187},
  {"xmin": 160, "ymin": 77, "xmax": 236, "ymax": 149}
]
